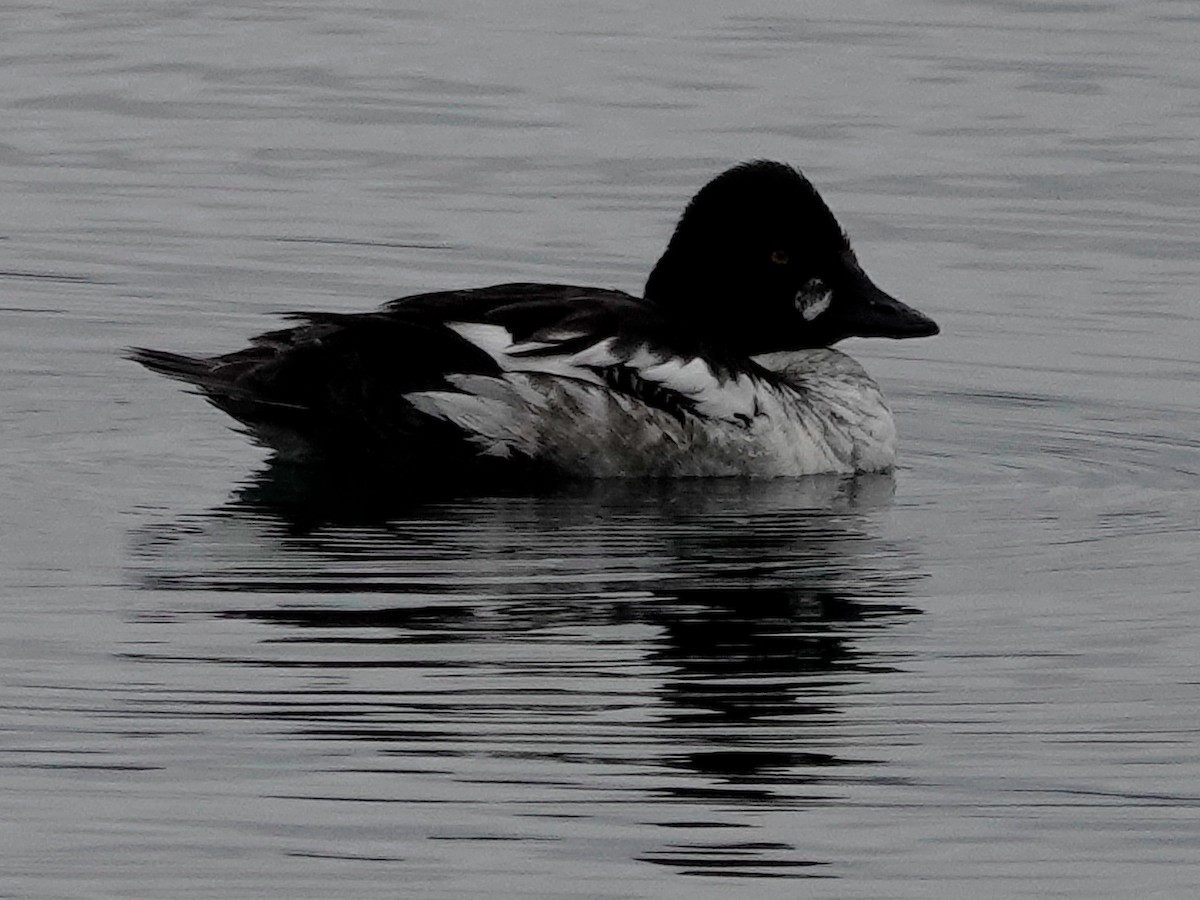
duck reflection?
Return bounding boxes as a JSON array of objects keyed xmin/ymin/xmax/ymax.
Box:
[{"xmin": 130, "ymin": 464, "xmax": 925, "ymax": 877}]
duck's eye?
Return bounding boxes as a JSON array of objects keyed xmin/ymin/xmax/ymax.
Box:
[
  {"xmin": 794, "ymin": 278, "xmax": 832, "ymax": 321},
  {"xmin": 770, "ymin": 250, "xmax": 789, "ymax": 265}
]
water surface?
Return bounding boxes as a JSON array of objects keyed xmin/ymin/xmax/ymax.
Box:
[{"xmin": 2, "ymin": 2, "xmax": 1198, "ymax": 897}]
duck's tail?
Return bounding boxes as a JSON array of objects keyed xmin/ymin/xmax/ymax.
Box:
[
  {"xmin": 127, "ymin": 346, "xmax": 301, "ymax": 408},
  {"xmin": 127, "ymin": 346, "xmax": 320, "ymax": 460},
  {"xmin": 126, "ymin": 347, "xmax": 216, "ymax": 389}
]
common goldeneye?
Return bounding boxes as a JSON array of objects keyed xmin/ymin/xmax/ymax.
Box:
[{"xmin": 130, "ymin": 161, "xmax": 938, "ymax": 477}]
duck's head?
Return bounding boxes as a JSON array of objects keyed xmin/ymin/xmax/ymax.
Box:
[{"xmin": 644, "ymin": 160, "xmax": 939, "ymax": 354}]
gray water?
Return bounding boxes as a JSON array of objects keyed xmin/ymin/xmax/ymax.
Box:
[{"xmin": 3, "ymin": 2, "xmax": 1199, "ymax": 897}]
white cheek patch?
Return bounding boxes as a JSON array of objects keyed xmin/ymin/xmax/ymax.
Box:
[{"xmin": 795, "ymin": 282, "xmax": 832, "ymax": 321}]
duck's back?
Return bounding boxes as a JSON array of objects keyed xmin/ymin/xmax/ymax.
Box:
[{"xmin": 130, "ymin": 284, "xmax": 650, "ymax": 468}]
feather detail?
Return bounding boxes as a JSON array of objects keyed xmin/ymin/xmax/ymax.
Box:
[
  {"xmin": 399, "ymin": 347, "xmax": 896, "ymax": 477},
  {"xmin": 446, "ymin": 322, "xmax": 607, "ymax": 386}
]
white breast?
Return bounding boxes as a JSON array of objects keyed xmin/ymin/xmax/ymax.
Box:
[{"xmin": 403, "ymin": 325, "xmax": 897, "ymax": 477}]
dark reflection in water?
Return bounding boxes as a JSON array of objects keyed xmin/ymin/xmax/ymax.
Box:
[{"xmin": 129, "ymin": 465, "xmax": 925, "ymax": 879}]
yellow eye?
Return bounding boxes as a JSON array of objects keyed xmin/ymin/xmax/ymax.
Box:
[{"xmin": 770, "ymin": 250, "xmax": 789, "ymax": 265}]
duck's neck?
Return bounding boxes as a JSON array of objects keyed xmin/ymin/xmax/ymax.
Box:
[
  {"xmin": 644, "ymin": 250, "xmax": 736, "ymax": 345},
  {"xmin": 643, "ymin": 249, "xmax": 680, "ymax": 309},
  {"xmin": 645, "ymin": 255, "xmax": 796, "ymax": 358}
]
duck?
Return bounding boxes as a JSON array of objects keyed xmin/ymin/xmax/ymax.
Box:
[{"xmin": 129, "ymin": 160, "xmax": 938, "ymax": 478}]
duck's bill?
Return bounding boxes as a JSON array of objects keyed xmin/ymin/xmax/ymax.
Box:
[{"xmin": 836, "ymin": 271, "xmax": 939, "ymax": 340}]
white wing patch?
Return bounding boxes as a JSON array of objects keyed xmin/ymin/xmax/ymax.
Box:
[
  {"xmin": 444, "ymin": 322, "xmax": 512, "ymax": 359},
  {"xmin": 629, "ymin": 357, "xmax": 758, "ymax": 423},
  {"xmin": 446, "ymin": 321, "xmax": 605, "ymax": 385},
  {"xmin": 406, "ymin": 324, "xmax": 897, "ymax": 476}
]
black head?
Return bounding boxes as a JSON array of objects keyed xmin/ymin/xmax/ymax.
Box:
[{"xmin": 644, "ymin": 161, "xmax": 938, "ymax": 354}]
